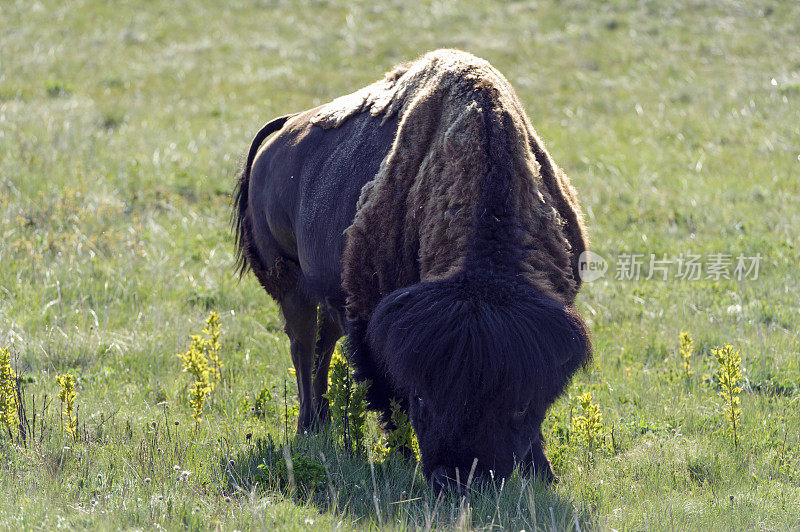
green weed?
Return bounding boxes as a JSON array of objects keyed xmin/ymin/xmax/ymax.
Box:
[
  {"xmin": 385, "ymin": 398, "xmax": 418, "ymax": 458},
  {"xmin": 44, "ymin": 79, "xmax": 72, "ymax": 98},
  {"xmin": 326, "ymin": 348, "xmax": 370, "ymax": 456},
  {"xmin": 251, "ymin": 385, "xmax": 275, "ymax": 421}
]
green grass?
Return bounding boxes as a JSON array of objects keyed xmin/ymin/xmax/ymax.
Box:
[{"xmin": 1, "ymin": 0, "xmax": 799, "ymax": 529}]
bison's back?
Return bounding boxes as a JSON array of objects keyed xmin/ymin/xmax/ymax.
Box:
[{"xmin": 247, "ymin": 108, "xmax": 399, "ymax": 307}]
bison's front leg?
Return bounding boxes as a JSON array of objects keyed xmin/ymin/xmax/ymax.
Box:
[
  {"xmin": 280, "ymin": 292, "xmax": 318, "ymax": 432},
  {"xmin": 522, "ymin": 430, "xmax": 557, "ymax": 484}
]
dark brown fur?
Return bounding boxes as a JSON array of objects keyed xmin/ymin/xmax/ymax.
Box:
[{"xmin": 232, "ymin": 114, "xmax": 301, "ymax": 300}]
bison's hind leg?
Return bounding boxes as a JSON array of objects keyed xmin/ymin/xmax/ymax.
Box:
[
  {"xmin": 246, "ymin": 237, "xmax": 340, "ymax": 431},
  {"xmin": 280, "ymin": 292, "xmax": 343, "ymax": 433},
  {"xmin": 280, "ymin": 291, "xmax": 318, "ymax": 433}
]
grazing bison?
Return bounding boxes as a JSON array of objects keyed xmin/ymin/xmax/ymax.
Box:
[{"xmin": 233, "ymin": 49, "xmax": 591, "ymax": 490}]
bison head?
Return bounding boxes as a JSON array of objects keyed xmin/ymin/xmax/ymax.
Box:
[
  {"xmin": 408, "ymin": 384, "xmax": 552, "ymax": 491},
  {"xmin": 366, "ymin": 273, "xmax": 591, "ymax": 491}
]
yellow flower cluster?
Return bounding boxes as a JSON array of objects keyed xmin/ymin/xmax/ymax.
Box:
[
  {"xmin": 0, "ymin": 347, "xmax": 19, "ymax": 432},
  {"xmin": 572, "ymin": 391, "xmax": 606, "ymax": 457},
  {"xmin": 712, "ymin": 344, "xmax": 742, "ymax": 449},
  {"xmin": 679, "ymin": 331, "xmax": 694, "ymax": 376},
  {"xmin": 56, "ymin": 373, "xmax": 77, "ymax": 438},
  {"xmin": 177, "ymin": 312, "xmax": 223, "ymax": 423}
]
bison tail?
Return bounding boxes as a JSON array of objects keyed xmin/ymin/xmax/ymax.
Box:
[
  {"xmin": 363, "ymin": 273, "xmax": 591, "ymax": 416},
  {"xmin": 232, "ymin": 113, "xmax": 297, "ymax": 278}
]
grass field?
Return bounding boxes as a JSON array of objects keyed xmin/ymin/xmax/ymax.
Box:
[{"xmin": 1, "ymin": 0, "xmax": 799, "ymax": 529}]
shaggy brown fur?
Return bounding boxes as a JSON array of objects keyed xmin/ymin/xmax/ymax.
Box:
[{"xmin": 312, "ymin": 49, "xmax": 588, "ymax": 321}]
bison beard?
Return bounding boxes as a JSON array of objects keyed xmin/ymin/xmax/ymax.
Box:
[{"xmin": 234, "ymin": 49, "xmax": 591, "ymax": 489}]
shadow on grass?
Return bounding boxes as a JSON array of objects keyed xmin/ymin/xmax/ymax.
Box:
[{"xmin": 221, "ymin": 432, "xmax": 591, "ymax": 530}]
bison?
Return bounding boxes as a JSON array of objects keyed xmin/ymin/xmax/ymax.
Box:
[{"xmin": 233, "ymin": 49, "xmax": 591, "ymax": 491}]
